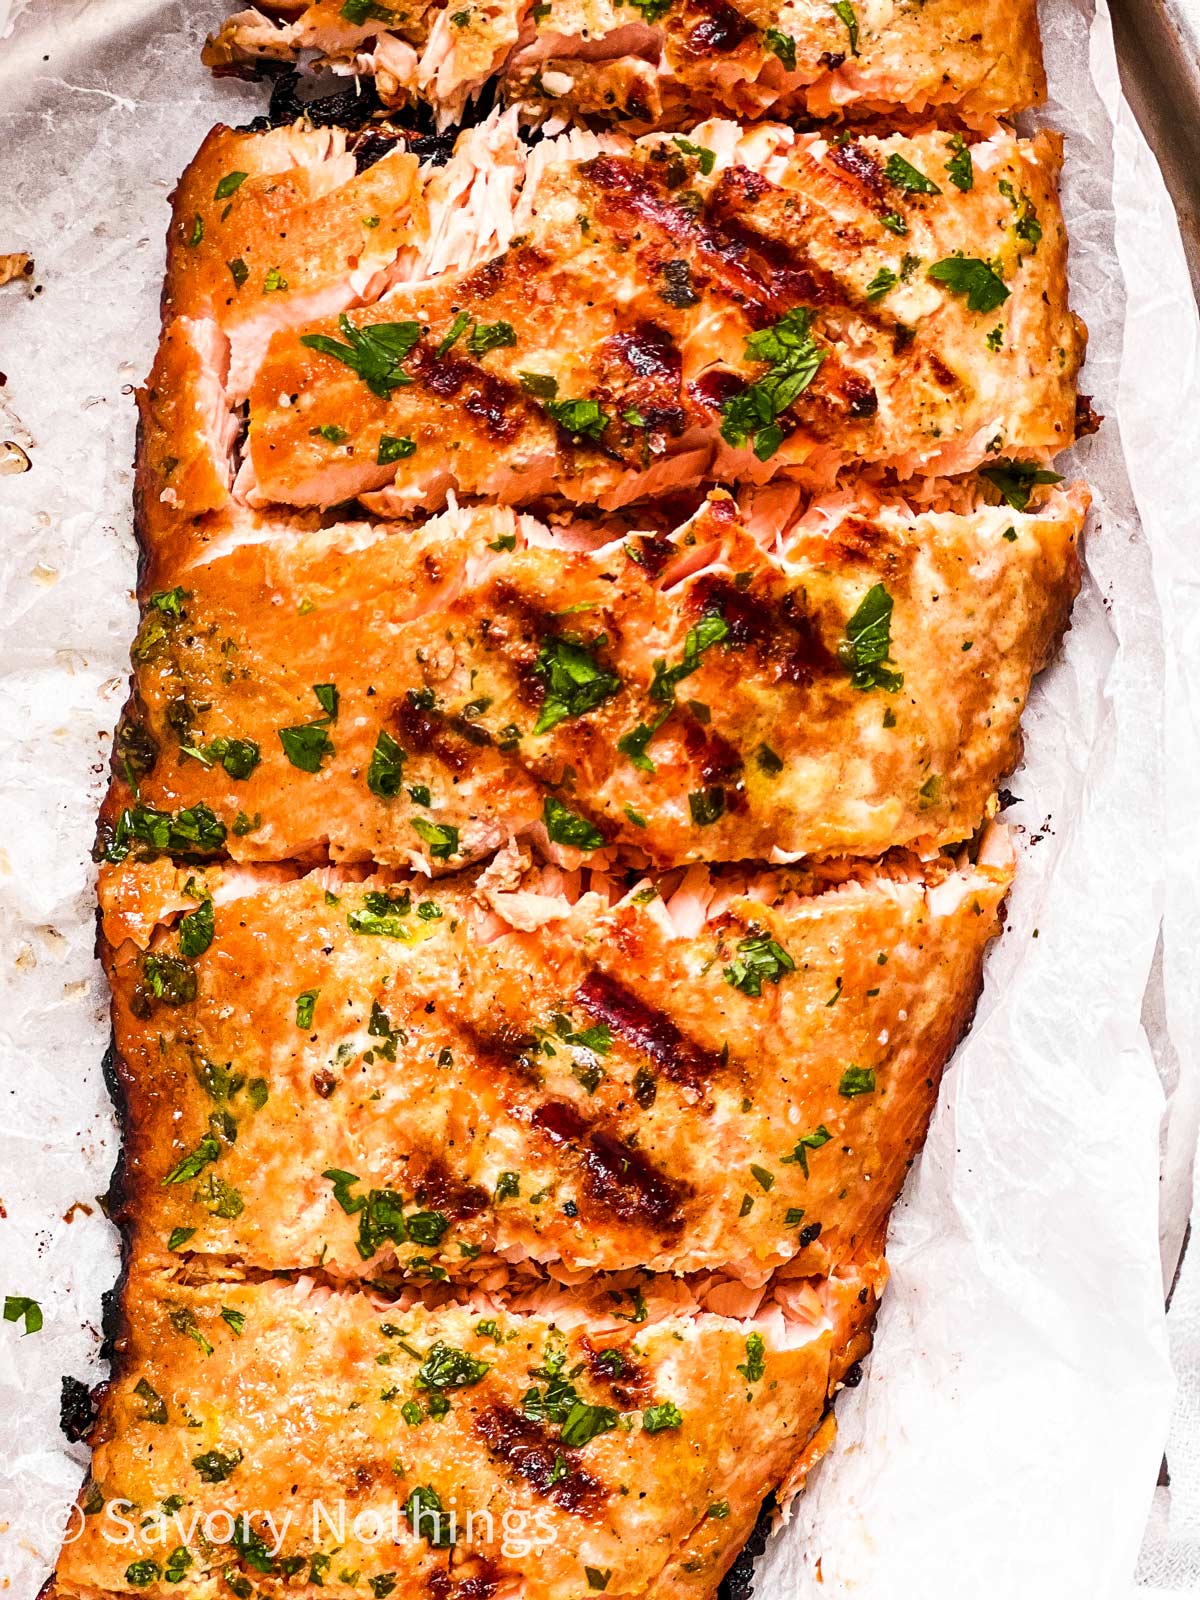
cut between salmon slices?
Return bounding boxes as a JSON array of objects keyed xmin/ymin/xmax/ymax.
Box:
[
  {"xmin": 108, "ymin": 485, "xmax": 1082, "ymax": 873},
  {"xmin": 97, "ymin": 838, "xmax": 1011, "ymax": 1281},
  {"xmin": 53, "ymin": 1259, "xmax": 879, "ymax": 1600},
  {"xmin": 202, "ymin": 0, "xmax": 1046, "ymax": 130},
  {"xmin": 137, "ymin": 115, "xmax": 1084, "ymax": 548}
]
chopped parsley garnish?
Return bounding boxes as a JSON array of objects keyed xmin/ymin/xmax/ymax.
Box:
[
  {"xmin": 927, "ymin": 255, "xmax": 1010, "ymax": 314},
  {"xmin": 723, "ymin": 934, "xmax": 796, "ymax": 996},
  {"xmin": 688, "ymin": 787, "xmax": 725, "ymax": 826},
  {"xmin": 169, "ymin": 1306, "xmax": 213, "ymax": 1357},
  {"xmin": 192, "ymin": 1447, "xmax": 242, "ymax": 1482},
  {"xmin": 884, "ymin": 154, "xmax": 941, "ymax": 196},
  {"xmin": 220, "ymin": 1306, "xmax": 246, "ymax": 1335},
  {"xmin": 720, "ymin": 307, "xmax": 825, "ymax": 460},
  {"xmin": 105, "ymin": 802, "xmax": 226, "ymax": 863},
  {"xmin": 837, "ymin": 583, "xmax": 903, "ymax": 692},
  {"xmin": 468, "ymin": 320, "xmax": 517, "ymax": 356},
  {"xmin": 377, "ymin": 434, "xmax": 416, "ymax": 465},
  {"xmin": 978, "ymin": 458, "xmax": 1063, "ymax": 511},
  {"xmin": 998, "ymin": 178, "xmax": 1043, "ymax": 249},
  {"xmin": 749, "ymin": 1164, "xmax": 775, "ymax": 1192},
  {"xmin": 134, "ymin": 1378, "xmax": 168, "ymax": 1423},
  {"xmin": 164, "ymin": 1548, "xmax": 192, "ymax": 1583},
  {"xmin": 586, "ymin": 1570, "xmax": 611, "ymax": 1592},
  {"xmin": 838, "ymin": 1065, "xmax": 877, "ymax": 1097},
  {"xmin": 495, "ymin": 1171, "xmax": 520, "ymax": 1201},
  {"xmin": 755, "ymin": 742, "xmax": 783, "ymax": 776},
  {"xmin": 341, "ymin": 0, "xmax": 396, "ymax": 22},
  {"xmin": 405, "ymin": 1485, "xmax": 455, "ymax": 1547},
  {"xmin": 182, "ymin": 735, "xmax": 261, "ymax": 780},
  {"xmin": 736, "ymin": 1332, "xmax": 765, "ymax": 1384},
  {"xmin": 543, "ymin": 796, "xmax": 605, "ymax": 851},
  {"xmin": 945, "ymin": 133, "xmax": 974, "ymax": 192},
  {"xmin": 167, "ymin": 1227, "xmax": 195, "ymax": 1251},
  {"xmin": 141, "ymin": 952, "xmax": 197, "ymax": 1007},
  {"xmin": 618, "ymin": 711, "xmax": 669, "ymax": 772},
  {"xmin": 763, "ymin": 27, "xmax": 796, "ymax": 70},
  {"xmin": 642, "ymin": 1401, "xmax": 683, "ymax": 1434},
  {"xmin": 367, "ymin": 729, "xmax": 405, "ymax": 798},
  {"xmin": 162, "ymin": 1134, "xmax": 220, "ymax": 1186},
  {"xmin": 533, "ymin": 635, "xmax": 621, "ymax": 735},
  {"xmin": 227, "ymin": 258, "xmax": 249, "ymax": 287},
  {"xmin": 415, "ymin": 1343, "xmax": 491, "ymax": 1390},
  {"xmin": 625, "ymin": 0, "xmax": 673, "ymax": 22},
  {"xmin": 411, "ymin": 817, "xmax": 459, "ymax": 860},
  {"xmin": 185, "ymin": 214, "xmax": 203, "ymax": 247},
  {"xmin": 262, "ymin": 266, "xmax": 288, "ymax": 293},
  {"xmin": 348, "ymin": 888, "xmax": 415, "ymax": 938},
  {"xmin": 866, "ymin": 267, "xmax": 898, "ymax": 301},
  {"xmin": 3, "ymin": 1295, "xmax": 42, "ymax": 1335},
  {"xmin": 178, "ymin": 896, "xmax": 214, "ymax": 958},
  {"xmin": 125, "ymin": 1562, "xmax": 162, "ymax": 1587},
  {"xmin": 301, "ymin": 314, "xmax": 421, "ymax": 399},
  {"xmin": 672, "ymin": 137, "xmax": 715, "ymax": 175},
  {"xmin": 650, "ymin": 611, "xmax": 729, "ymax": 703},
  {"xmin": 781, "ymin": 1124, "xmax": 832, "ymax": 1176},
  {"xmin": 549, "ymin": 397, "xmax": 609, "ymax": 442},
  {"xmin": 436, "ymin": 311, "xmax": 471, "ymax": 357},
  {"xmin": 831, "ymin": 0, "xmax": 859, "ymax": 54},
  {"xmin": 295, "ymin": 989, "xmax": 319, "ymax": 1029},
  {"xmin": 279, "ymin": 722, "xmax": 334, "ymax": 772},
  {"xmin": 561, "ymin": 1400, "xmax": 618, "ymax": 1447}
]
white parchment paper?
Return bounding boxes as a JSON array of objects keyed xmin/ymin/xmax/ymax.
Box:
[{"xmin": 1, "ymin": 2, "xmax": 1197, "ymax": 1596}]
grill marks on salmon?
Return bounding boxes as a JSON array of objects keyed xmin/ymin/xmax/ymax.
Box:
[
  {"xmin": 107, "ymin": 487, "xmax": 1083, "ymax": 873},
  {"xmin": 203, "ymin": 0, "xmax": 1046, "ymax": 129},
  {"xmin": 54, "ymin": 1261, "xmax": 878, "ymax": 1600},
  {"xmin": 98, "ymin": 842, "xmax": 1010, "ymax": 1281},
  {"xmin": 235, "ymin": 122, "xmax": 1081, "ymax": 516}
]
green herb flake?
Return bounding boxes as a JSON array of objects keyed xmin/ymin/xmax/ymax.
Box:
[
  {"xmin": 838, "ymin": 1065, "xmax": 877, "ymax": 1097},
  {"xmin": 780, "ymin": 1124, "xmax": 832, "ymax": 1177},
  {"xmin": 884, "ymin": 154, "xmax": 941, "ymax": 196},
  {"xmin": 227, "ymin": 257, "xmax": 249, "ymax": 288},
  {"xmin": 720, "ymin": 307, "xmax": 825, "ymax": 460},
  {"xmin": 3, "ymin": 1295, "xmax": 42, "ymax": 1335},
  {"xmin": 831, "ymin": 0, "xmax": 859, "ymax": 53},
  {"xmin": 928, "ymin": 254, "xmax": 1010, "ymax": 314},
  {"xmin": 736, "ymin": 1332, "xmax": 765, "ymax": 1384},
  {"xmin": 763, "ymin": 27, "xmax": 796, "ymax": 69},
  {"xmin": 671, "ymin": 136, "xmax": 715, "ymax": 175},
  {"xmin": 278, "ymin": 722, "xmax": 334, "ymax": 772},
  {"xmin": 301, "ymin": 314, "xmax": 422, "ymax": 399},
  {"xmin": 367, "ymin": 729, "xmax": 406, "ymax": 798},
  {"xmin": 411, "ymin": 817, "xmax": 460, "ymax": 861},
  {"xmin": 946, "ymin": 134, "xmax": 974, "ymax": 192},
  {"xmin": 543, "ymin": 796, "xmax": 605, "ymax": 852},
  {"xmin": 295, "ymin": 989, "xmax": 319, "ymax": 1029},
  {"xmin": 838, "ymin": 583, "xmax": 903, "ymax": 692},
  {"xmin": 642, "ymin": 1401, "xmax": 684, "ymax": 1434},
  {"xmin": 468, "ymin": 320, "xmax": 518, "ymax": 356},
  {"xmin": 978, "ymin": 458, "xmax": 1063, "ymax": 511},
  {"xmin": 533, "ymin": 635, "xmax": 621, "ymax": 735},
  {"xmin": 723, "ymin": 934, "xmax": 795, "ymax": 997}
]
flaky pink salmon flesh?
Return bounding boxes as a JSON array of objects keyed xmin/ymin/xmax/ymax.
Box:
[{"xmin": 202, "ymin": 0, "xmax": 1047, "ymax": 130}]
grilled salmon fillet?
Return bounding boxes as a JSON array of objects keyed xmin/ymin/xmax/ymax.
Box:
[
  {"xmin": 135, "ymin": 115, "xmax": 1084, "ymax": 552},
  {"xmin": 241, "ymin": 121, "xmax": 1083, "ymax": 516},
  {"xmin": 98, "ymin": 840, "xmax": 1010, "ymax": 1282},
  {"xmin": 54, "ymin": 1259, "xmax": 879, "ymax": 1600},
  {"xmin": 109, "ymin": 485, "xmax": 1081, "ymax": 872},
  {"xmin": 203, "ymin": 0, "xmax": 1046, "ymax": 129}
]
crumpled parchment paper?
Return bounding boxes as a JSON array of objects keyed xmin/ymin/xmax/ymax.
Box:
[{"xmin": 1, "ymin": 2, "xmax": 1198, "ymax": 1597}]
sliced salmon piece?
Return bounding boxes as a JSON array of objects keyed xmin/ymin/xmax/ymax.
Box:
[
  {"xmin": 98, "ymin": 840, "xmax": 1010, "ymax": 1281},
  {"xmin": 234, "ymin": 122, "xmax": 1082, "ymax": 515},
  {"xmin": 203, "ymin": 0, "xmax": 1046, "ymax": 128},
  {"xmin": 52, "ymin": 1258, "xmax": 878, "ymax": 1600},
  {"xmin": 163, "ymin": 123, "xmax": 427, "ymax": 398},
  {"xmin": 108, "ymin": 485, "xmax": 1083, "ymax": 872}
]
